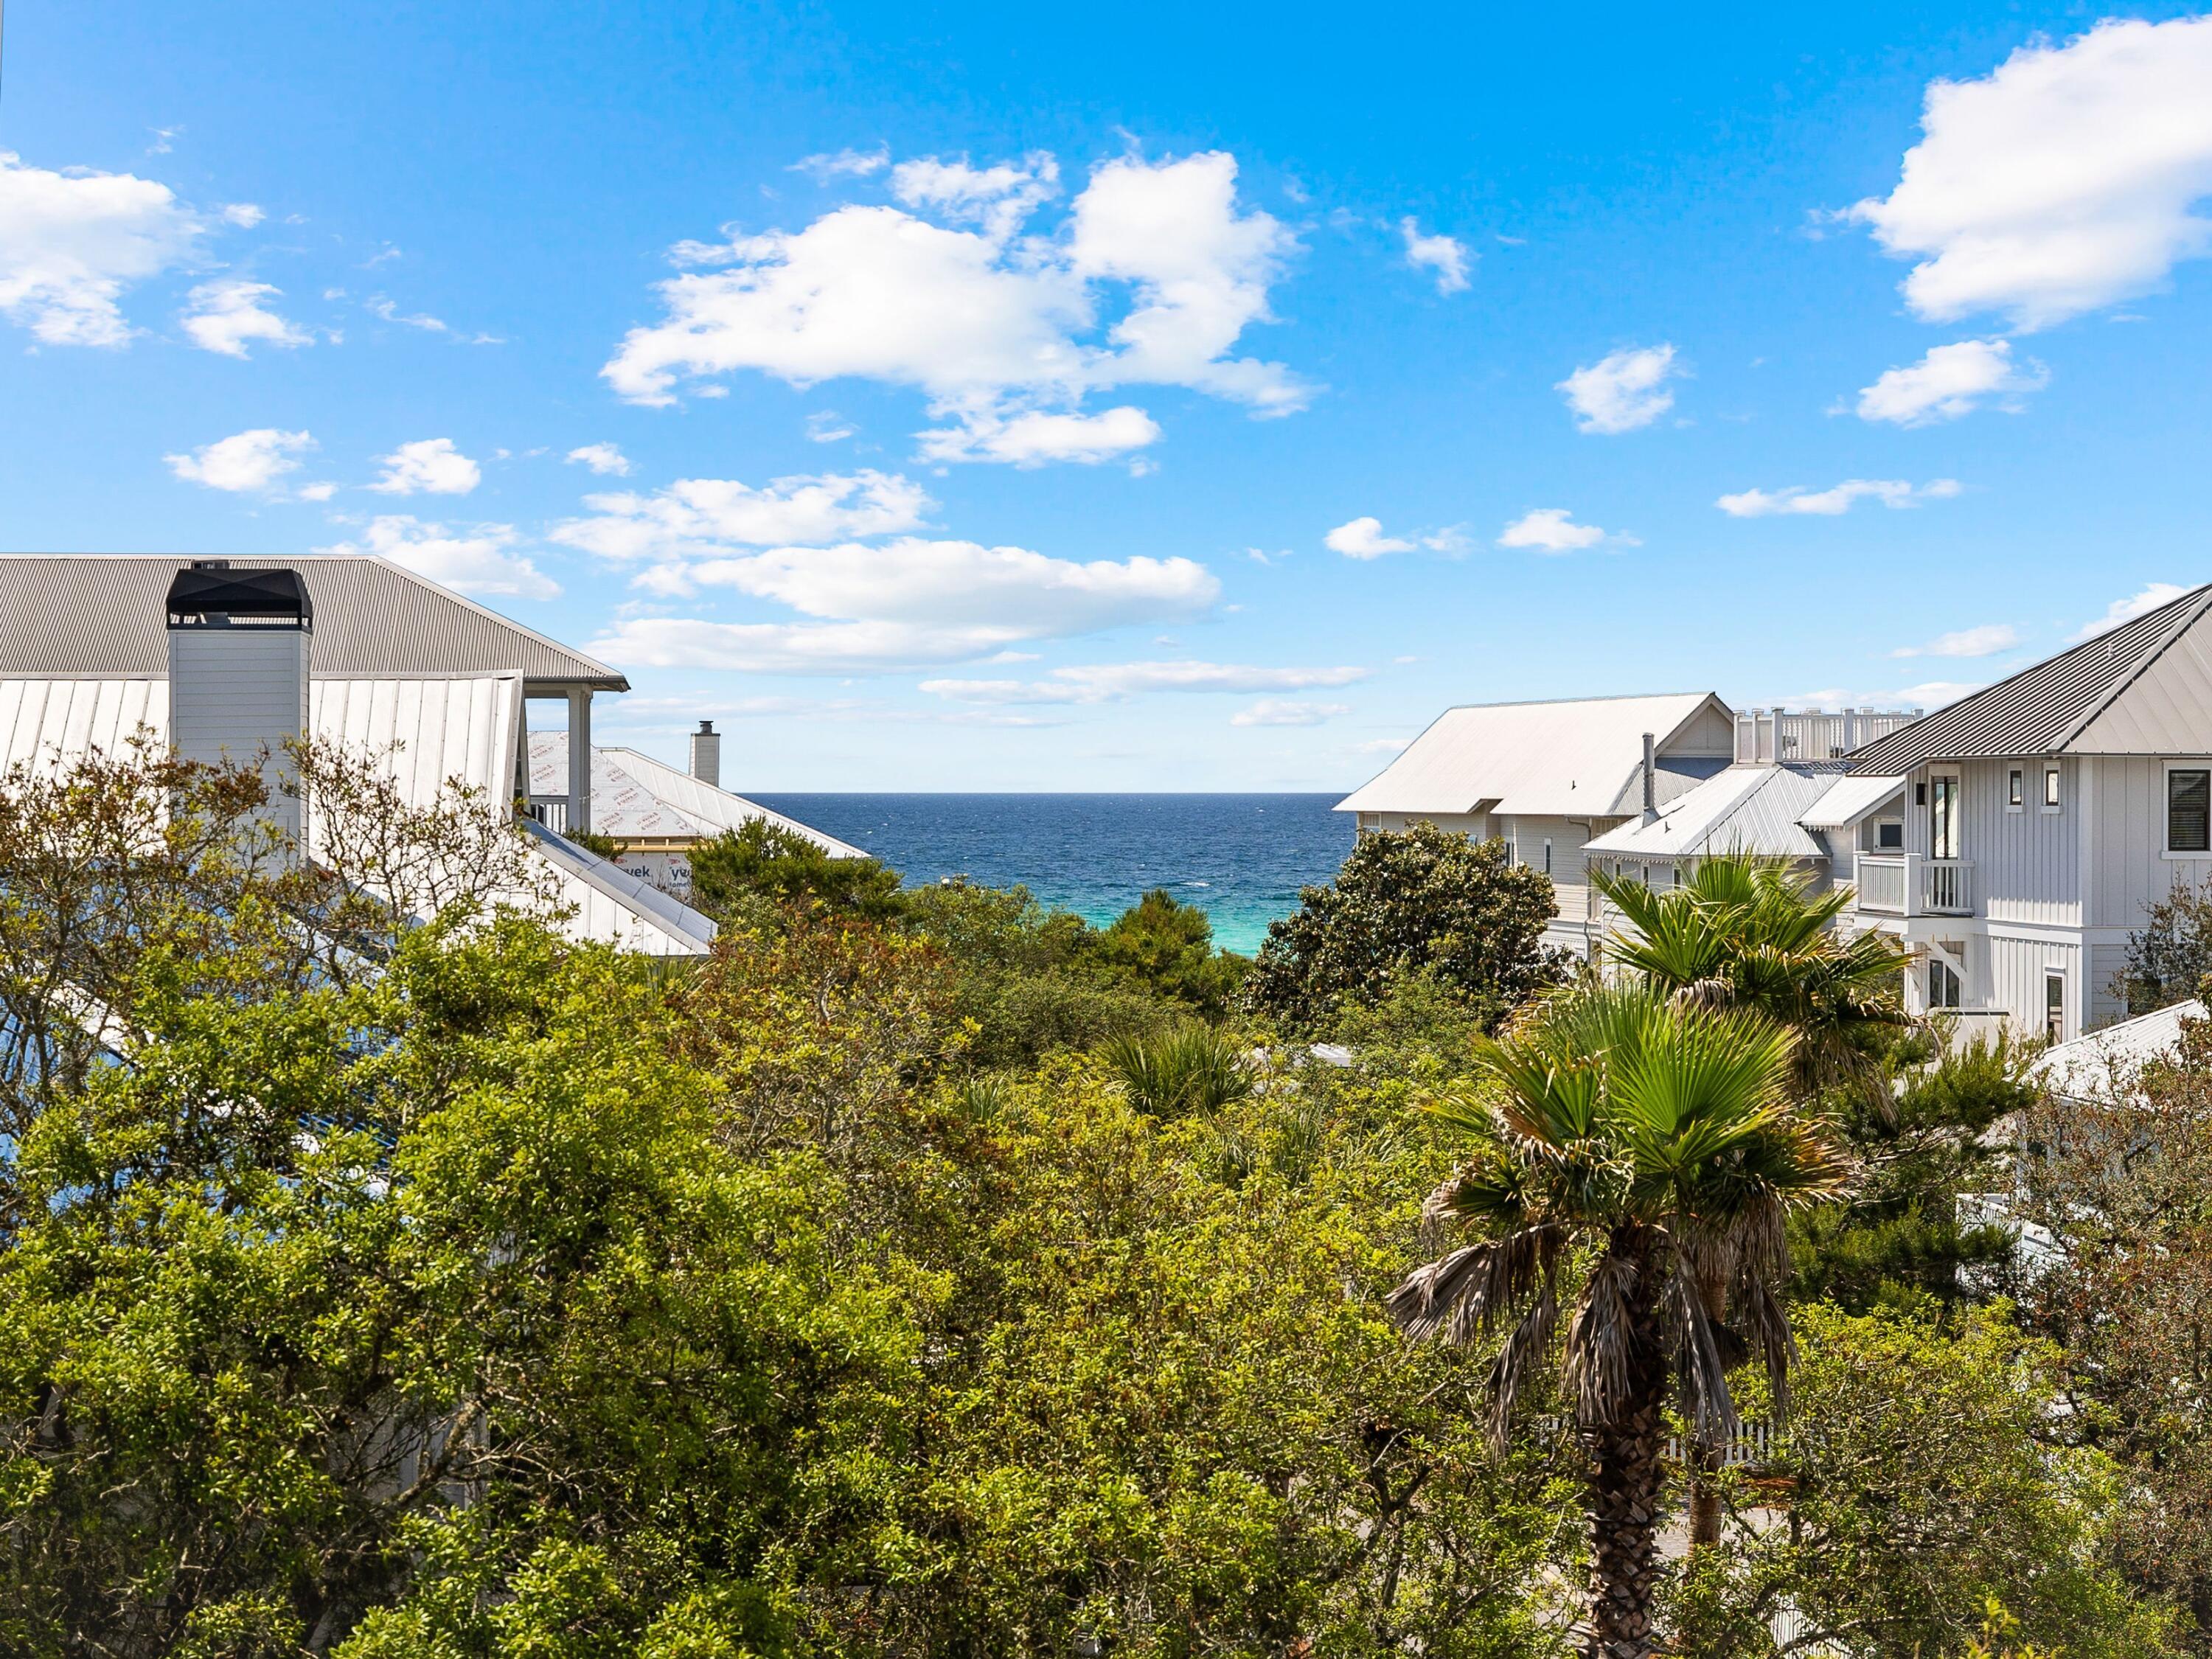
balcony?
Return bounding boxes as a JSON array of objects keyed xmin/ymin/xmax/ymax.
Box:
[{"xmin": 1854, "ymin": 853, "xmax": 1974, "ymax": 917}]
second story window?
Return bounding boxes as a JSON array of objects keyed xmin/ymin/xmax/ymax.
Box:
[
  {"xmin": 2008, "ymin": 768, "xmax": 2023, "ymax": 809},
  {"xmin": 1875, "ymin": 818, "xmax": 1904, "ymax": 850},
  {"xmin": 2044, "ymin": 766, "xmax": 2062, "ymax": 811},
  {"xmin": 2169, "ymin": 768, "xmax": 2211, "ymax": 853},
  {"xmin": 1930, "ymin": 775, "xmax": 1961, "ymax": 860}
]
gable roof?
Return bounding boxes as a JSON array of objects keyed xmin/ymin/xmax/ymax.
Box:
[
  {"xmin": 0, "ymin": 555, "xmax": 625, "ymax": 689},
  {"xmin": 1336, "ymin": 692, "xmax": 1733, "ymax": 818},
  {"xmin": 1850, "ymin": 582, "xmax": 2212, "ymax": 771},
  {"xmin": 1797, "ymin": 771, "xmax": 1905, "ymax": 830},
  {"xmin": 528, "ymin": 732, "xmax": 863, "ymax": 856},
  {"xmin": 1585, "ymin": 763, "xmax": 1840, "ymax": 861}
]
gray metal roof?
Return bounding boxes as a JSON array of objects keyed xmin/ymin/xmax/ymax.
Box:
[
  {"xmin": 0, "ymin": 555, "xmax": 625, "ymax": 690},
  {"xmin": 1849, "ymin": 582, "xmax": 2212, "ymax": 771},
  {"xmin": 1585, "ymin": 763, "xmax": 1843, "ymax": 861}
]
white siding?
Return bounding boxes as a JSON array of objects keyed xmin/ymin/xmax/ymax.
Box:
[
  {"xmin": 1959, "ymin": 758, "xmax": 2079, "ymax": 927},
  {"xmin": 2085, "ymin": 756, "xmax": 2212, "ymax": 930}
]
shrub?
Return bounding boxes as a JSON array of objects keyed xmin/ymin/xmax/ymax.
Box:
[{"xmin": 1101, "ymin": 1024, "xmax": 1256, "ymax": 1119}]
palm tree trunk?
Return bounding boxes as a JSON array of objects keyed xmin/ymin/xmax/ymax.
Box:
[
  {"xmin": 1583, "ymin": 1249, "xmax": 1670, "ymax": 1659},
  {"xmin": 1688, "ymin": 1254, "xmax": 1729, "ymax": 1551}
]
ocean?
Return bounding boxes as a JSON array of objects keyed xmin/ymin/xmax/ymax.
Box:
[{"xmin": 752, "ymin": 793, "xmax": 1353, "ymax": 956}]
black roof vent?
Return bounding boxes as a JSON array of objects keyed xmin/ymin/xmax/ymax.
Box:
[{"xmin": 166, "ymin": 564, "xmax": 313, "ymax": 629}]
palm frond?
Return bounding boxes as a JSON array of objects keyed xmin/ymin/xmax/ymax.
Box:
[{"xmin": 1563, "ymin": 1248, "xmax": 1649, "ymax": 1429}]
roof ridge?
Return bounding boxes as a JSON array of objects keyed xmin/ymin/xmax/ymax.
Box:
[{"xmin": 2053, "ymin": 584, "xmax": 2212, "ymax": 752}]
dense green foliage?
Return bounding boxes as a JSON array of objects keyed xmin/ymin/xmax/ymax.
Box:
[
  {"xmin": 0, "ymin": 756, "xmax": 2197, "ymax": 1655},
  {"xmin": 1244, "ymin": 824, "xmax": 1562, "ymax": 1034},
  {"xmin": 689, "ymin": 818, "xmax": 911, "ymax": 922}
]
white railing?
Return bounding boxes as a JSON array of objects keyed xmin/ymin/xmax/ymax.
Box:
[
  {"xmin": 1733, "ymin": 706, "xmax": 1921, "ymax": 765},
  {"xmin": 1854, "ymin": 854, "xmax": 1973, "ymax": 917},
  {"xmin": 525, "ymin": 796, "xmax": 569, "ymax": 832}
]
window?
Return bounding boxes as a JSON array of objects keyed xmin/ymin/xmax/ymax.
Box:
[
  {"xmin": 1927, "ymin": 957, "xmax": 1963, "ymax": 1010},
  {"xmin": 1929, "ymin": 775, "xmax": 1960, "ymax": 860},
  {"xmin": 2008, "ymin": 768, "xmax": 2023, "ymax": 809},
  {"xmin": 2045, "ymin": 970, "xmax": 2066, "ymax": 1044},
  {"xmin": 2169, "ymin": 768, "xmax": 2211, "ymax": 853},
  {"xmin": 1874, "ymin": 818, "xmax": 1905, "ymax": 850},
  {"xmin": 2043, "ymin": 765, "xmax": 2062, "ymax": 812},
  {"xmin": 1543, "ymin": 838, "xmax": 1552, "ymax": 875}
]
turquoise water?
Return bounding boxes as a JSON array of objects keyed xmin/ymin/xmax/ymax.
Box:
[{"xmin": 753, "ymin": 793, "xmax": 1352, "ymax": 956}]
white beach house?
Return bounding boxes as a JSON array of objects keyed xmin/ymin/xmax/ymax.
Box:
[{"xmin": 0, "ymin": 554, "xmax": 836, "ymax": 956}]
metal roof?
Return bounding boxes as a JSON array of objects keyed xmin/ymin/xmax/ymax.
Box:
[
  {"xmin": 2034, "ymin": 998, "xmax": 2205, "ymax": 1104},
  {"xmin": 1336, "ymin": 692, "xmax": 1733, "ymax": 818},
  {"xmin": 1585, "ymin": 763, "xmax": 1841, "ymax": 861},
  {"xmin": 1797, "ymin": 772, "xmax": 1905, "ymax": 830},
  {"xmin": 528, "ymin": 731, "xmax": 863, "ymax": 856},
  {"xmin": 0, "ymin": 672, "xmax": 710, "ymax": 956},
  {"xmin": 1849, "ymin": 582, "xmax": 2212, "ymax": 770},
  {"xmin": 0, "ymin": 555, "xmax": 625, "ymax": 690}
]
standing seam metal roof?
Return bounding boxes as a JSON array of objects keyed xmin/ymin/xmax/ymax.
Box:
[
  {"xmin": 0, "ymin": 555, "xmax": 626, "ymax": 689},
  {"xmin": 1584, "ymin": 764, "xmax": 1843, "ymax": 861},
  {"xmin": 1848, "ymin": 583, "xmax": 2212, "ymax": 771}
]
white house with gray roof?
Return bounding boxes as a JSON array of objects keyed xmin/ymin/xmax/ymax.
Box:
[
  {"xmin": 1832, "ymin": 580, "xmax": 2212, "ymax": 1042},
  {"xmin": 0, "ymin": 554, "xmax": 837, "ymax": 957}
]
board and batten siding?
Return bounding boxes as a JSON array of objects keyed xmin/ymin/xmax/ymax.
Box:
[
  {"xmin": 2085, "ymin": 756, "xmax": 2212, "ymax": 930},
  {"xmin": 1951, "ymin": 757, "xmax": 2081, "ymax": 928}
]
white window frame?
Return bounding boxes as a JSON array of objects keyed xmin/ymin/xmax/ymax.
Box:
[
  {"xmin": 1928, "ymin": 771, "xmax": 1962, "ymax": 860},
  {"xmin": 2163, "ymin": 762, "xmax": 2212, "ymax": 859},
  {"xmin": 2041, "ymin": 764, "xmax": 2062, "ymax": 814},
  {"xmin": 2007, "ymin": 768, "xmax": 2024, "ymax": 812},
  {"xmin": 1927, "ymin": 956, "xmax": 1963, "ymax": 1010},
  {"xmin": 1873, "ymin": 816, "xmax": 1905, "ymax": 851},
  {"xmin": 2044, "ymin": 968, "xmax": 2067, "ymax": 1044}
]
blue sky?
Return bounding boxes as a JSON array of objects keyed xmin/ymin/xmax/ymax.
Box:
[{"xmin": 5, "ymin": 2, "xmax": 2212, "ymax": 790}]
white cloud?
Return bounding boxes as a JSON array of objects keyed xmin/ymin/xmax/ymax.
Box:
[
  {"xmin": 791, "ymin": 145, "xmax": 888, "ymax": 182},
  {"xmin": 602, "ymin": 149, "xmax": 1304, "ymax": 462},
  {"xmin": 1557, "ymin": 344, "xmax": 1680, "ymax": 434},
  {"xmin": 891, "ymin": 152, "xmax": 1060, "ymax": 239},
  {"xmin": 805, "ymin": 409, "xmax": 854, "ymax": 443},
  {"xmin": 320, "ymin": 515, "xmax": 558, "ymax": 599},
  {"xmin": 1497, "ymin": 507, "xmax": 1635, "ymax": 553},
  {"xmin": 1400, "ymin": 218, "xmax": 1471, "ymax": 293},
  {"xmin": 917, "ymin": 404, "xmax": 1160, "ymax": 466},
  {"xmin": 367, "ymin": 294, "xmax": 448, "ymax": 333},
  {"xmin": 1792, "ymin": 680, "xmax": 1980, "ymax": 712},
  {"xmin": 2071, "ymin": 581, "xmax": 2190, "ymax": 641},
  {"xmin": 683, "ymin": 539, "xmax": 1217, "ymax": 636},
  {"xmin": 1891, "ymin": 622, "xmax": 2020, "ymax": 659},
  {"xmin": 587, "ymin": 618, "xmax": 1049, "ymax": 675},
  {"xmin": 1231, "ymin": 698, "xmax": 1349, "ymax": 727},
  {"xmin": 178, "ymin": 279, "xmax": 313, "ymax": 358},
  {"xmin": 369, "ymin": 437, "xmax": 482, "ymax": 495},
  {"xmin": 565, "ymin": 442, "xmax": 631, "ymax": 476},
  {"xmin": 922, "ymin": 659, "xmax": 1368, "ymax": 704},
  {"xmin": 552, "ymin": 469, "xmax": 933, "ymax": 561},
  {"xmin": 296, "ymin": 481, "xmax": 337, "ymax": 502},
  {"xmin": 1852, "ymin": 338, "xmax": 2047, "ymax": 425},
  {"xmin": 1717, "ymin": 477, "xmax": 1962, "ymax": 516},
  {"xmin": 218, "ymin": 202, "xmax": 265, "ymax": 228},
  {"xmin": 165, "ymin": 427, "xmax": 314, "ymax": 493},
  {"xmin": 1353, "ymin": 737, "xmax": 1410, "ymax": 755},
  {"xmin": 0, "ymin": 150, "xmax": 203, "ymax": 346},
  {"xmin": 1846, "ymin": 16, "xmax": 2212, "ymax": 330},
  {"xmin": 1325, "ymin": 516, "xmax": 1413, "ymax": 558}
]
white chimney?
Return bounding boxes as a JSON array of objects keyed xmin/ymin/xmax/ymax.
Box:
[
  {"xmin": 166, "ymin": 561, "xmax": 313, "ymax": 848},
  {"xmin": 689, "ymin": 719, "xmax": 721, "ymax": 789},
  {"xmin": 1641, "ymin": 731, "xmax": 1658, "ymax": 824}
]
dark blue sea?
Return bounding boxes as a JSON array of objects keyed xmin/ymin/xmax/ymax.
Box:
[{"xmin": 753, "ymin": 793, "xmax": 1352, "ymax": 956}]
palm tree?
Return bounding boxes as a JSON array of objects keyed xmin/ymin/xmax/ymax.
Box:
[
  {"xmin": 1590, "ymin": 852, "xmax": 1907, "ymax": 1548},
  {"xmin": 1590, "ymin": 852, "xmax": 1910, "ymax": 1105},
  {"xmin": 1389, "ymin": 986, "xmax": 1848, "ymax": 1658}
]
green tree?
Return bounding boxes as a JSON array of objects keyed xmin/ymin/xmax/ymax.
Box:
[
  {"xmin": 1389, "ymin": 986, "xmax": 1847, "ymax": 1658},
  {"xmin": 1670, "ymin": 1304, "xmax": 2180, "ymax": 1657},
  {"xmin": 0, "ymin": 922, "xmax": 922, "ymax": 1658},
  {"xmin": 2118, "ymin": 879, "xmax": 2212, "ymax": 1015},
  {"xmin": 1095, "ymin": 887, "xmax": 1248, "ymax": 1016},
  {"xmin": 1245, "ymin": 824, "xmax": 1562, "ymax": 1034},
  {"xmin": 687, "ymin": 817, "xmax": 908, "ymax": 922}
]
